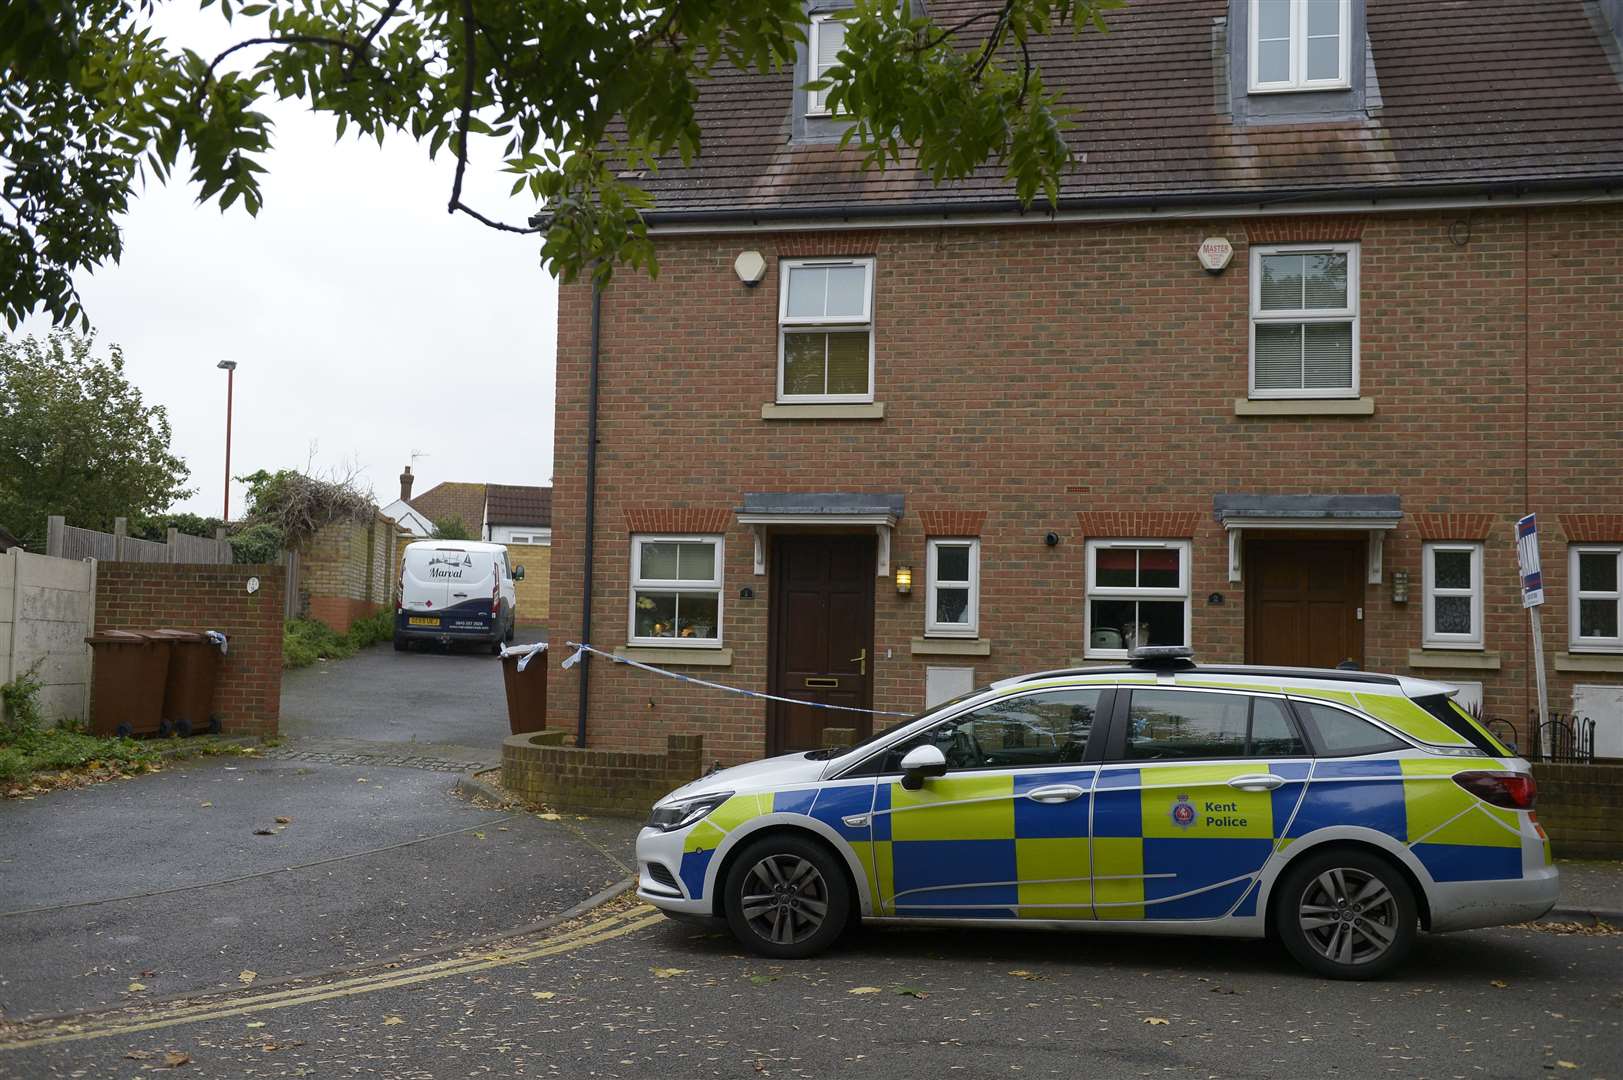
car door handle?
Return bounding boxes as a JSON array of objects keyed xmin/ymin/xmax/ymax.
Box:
[
  {"xmin": 1025, "ymin": 784, "xmax": 1086, "ymax": 804},
  {"xmin": 1228, "ymin": 774, "xmax": 1285, "ymax": 792}
]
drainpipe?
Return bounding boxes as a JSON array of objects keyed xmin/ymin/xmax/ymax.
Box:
[{"xmin": 577, "ymin": 278, "xmax": 603, "ymax": 748}]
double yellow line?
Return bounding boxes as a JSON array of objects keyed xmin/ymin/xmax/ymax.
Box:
[{"xmin": 0, "ymin": 902, "xmax": 664, "ymax": 1051}]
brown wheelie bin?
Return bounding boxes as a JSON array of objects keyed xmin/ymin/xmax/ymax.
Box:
[
  {"xmin": 153, "ymin": 629, "xmax": 225, "ymax": 737},
  {"xmin": 499, "ymin": 643, "xmax": 548, "ymax": 734},
  {"xmin": 84, "ymin": 630, "xmax": 173, "ymax": 738}
]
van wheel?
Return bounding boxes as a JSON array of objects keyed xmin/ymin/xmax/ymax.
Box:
[
  {"xmin": 1274, "ymin": 849, "xmax": 1417, "ymax": 980},
  {"xmin": 393, "ymin": 634, "xmax": 407, "ymax": 652},
  {"xmin": 723, "ymin": 835, "xmax": 850, "ymax": 960},
  {"xmin": 504, "ymin": 622, "xmax": 515, "ymax": 643}
]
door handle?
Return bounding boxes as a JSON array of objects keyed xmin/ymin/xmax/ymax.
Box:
[
  {"xmin": 1228, "ymin": 774, "xmax": 1285, "ymax": 792},
  {"xmin": 848, "ymin": 648, "xmax": 866, "ymax": 676},
  {"xmin": 1025, "ymin": 784, "xmax": 1086, "ymax": 804}
]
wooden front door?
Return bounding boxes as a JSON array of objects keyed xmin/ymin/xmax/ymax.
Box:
[
  {"xmin": 1246, "ymin": 538, "xmax": 1366, "ymax": 669},
  {"xmin": 767, "ymin": 535, "xmax": 876, "ymax": 755}
]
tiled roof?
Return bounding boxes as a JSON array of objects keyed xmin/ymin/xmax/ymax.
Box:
[
  {"xmin": 410, "ymin": 482, "xmax": 487, "ymax": 533},
  {"xmin": 631, "ymin": 0, "xmax": 1623, "ymax": 220},
  {"xmin": 485, "ymin": 484, "xmax": 553, "ymax": 527}
]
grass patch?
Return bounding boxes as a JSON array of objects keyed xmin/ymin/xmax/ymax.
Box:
[{"xmin": 283, "ymin": 609, "xmax": 397, "ymax": 670}]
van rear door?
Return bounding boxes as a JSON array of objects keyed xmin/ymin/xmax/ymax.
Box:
[{"xmin": 402, "ymin": 546, "xmax": 467, "ymax": 613}]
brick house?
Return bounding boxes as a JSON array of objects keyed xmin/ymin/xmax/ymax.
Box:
[{"xmin": 544, "ymin": 0, "xmax": 1623, "ymax": 764}]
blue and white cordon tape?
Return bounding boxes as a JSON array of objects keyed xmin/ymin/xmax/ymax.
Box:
[{"xmin": 561, "ymin": 641, "xmax": 912, "ymax": 718}]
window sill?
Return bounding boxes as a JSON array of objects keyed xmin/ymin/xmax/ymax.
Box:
[
  {"xmin": 615, "ymin": 645, "xmax": 733, "ymax": 667},
  {"xmin": 1554, "ymin": 651, "xmax": 1623, "ymax": 673},
  {"xmin": 910, "ymin": 637, "xmax": 991, "ymax": 657},
  {"xmin": 762, "ymin": 403, "xmax": 885, "ymax": 421},
  {"xmin": 1234, "ymin": 397, "xmax": 1375, "ymax": 417},
  {"xmin": 1408, "ymin": 648, "xmax": 1501, "ymax": 671}
]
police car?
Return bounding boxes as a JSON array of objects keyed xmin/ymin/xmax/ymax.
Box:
[{"xmin": 635, "ymin": 648, "xmax": 1557, "ymax": 979}]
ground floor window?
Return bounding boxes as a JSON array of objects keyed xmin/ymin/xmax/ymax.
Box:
[
  {"xmin": 628, "ymin": 535, "xmax": 723, "ymax": 645},
  {"xmin": 1422, "ymin": 542, "xmax": 1483, "ymax": 649},
  {"xmin": 1084, "ymin": 539, "xmax": 1191, "ymax": 659},
  {"xmin": 925, "ymin": 538, "xmax": 979, "ymax": 638},
  {"xmin": 1570, "ymin": 544, "xmax": 1622, "ymax": 652}
]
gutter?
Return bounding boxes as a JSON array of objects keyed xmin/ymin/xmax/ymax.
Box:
[
  {"xmin": 577, "ymin": 279, "xmax": 603, "ymax": 749},
  {"xmin": 638, "ymin": 176, "xmax": 1623, "ymax": 233}
]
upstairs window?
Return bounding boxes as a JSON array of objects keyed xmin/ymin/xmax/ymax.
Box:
[
  {"xmin": 807, "ymin": 14, "xmax": 847, "ymax": 115},
  {"xmin": 1250, "ymin": 0, "xmax": 1351, "ymax": 93},
  {"xmin": 778, "ymin": 257, "xmax": 874, "ymax": 403},
  {"xmin": 1251, "ymin": 243, "xmax": 1359, "ymax": 398},
  {"xmin": 1570, "ymin": 545, "xmax": 1623, "ymax": 652}
]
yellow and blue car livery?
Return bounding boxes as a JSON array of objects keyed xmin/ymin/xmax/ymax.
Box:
[{"xmin": 636, "ymin": 663, "xmax": 1556, "ymax": 957}]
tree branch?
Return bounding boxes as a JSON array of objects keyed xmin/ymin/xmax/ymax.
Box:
[
  {"xmin": 450, "ymin": 201, "xmax": 541, "ymax": 234},
  {"xmin": 202, "ymin": 34, "xmax": 367, "ymax": 90},
  {"xmin": 343, "ymin": 0, "xmax": 403, "ymax": 82},
  {"xmin": 447, "ymin": 0, "xmax": 478, "ymax": 215}
]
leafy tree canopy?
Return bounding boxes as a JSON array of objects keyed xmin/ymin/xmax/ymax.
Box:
[
  {"xmin": 430, "ymin": 514, "xmax": 471, "ymax": 540},
  {"xmin": 132, "ymin": 510, "xmax": 224, "ymax": 541},
  {"xmin": 0, "ymin": 332, "xmax": 192, "ymax": 548},
  {"xmin": 2, "ymin": 0, "xmax": 1120, "ymax": 328},
  {"xmin": 236, "ymin": 466, "xmax": 374, "ymax": 550}
]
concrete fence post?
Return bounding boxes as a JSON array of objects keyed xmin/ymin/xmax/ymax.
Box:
[
  {"xmin": 215, "ymin": 527, "xmax": 231, "ymax": 564},
  {"xmin": 113, "ymin": 517, "xmax": 128, "ymax": 561},
  {"xmin": 166, "ymin": 527, "xmax": 179, "ymax": 562},
  {"xmin": 46, "ymin": 516, "xmax": 65, "ymax": 558}
]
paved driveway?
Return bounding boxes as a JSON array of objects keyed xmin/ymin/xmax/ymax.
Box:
[{"xmin": 279, "ymin": 629, "xmax": 546, "ymax": 759}]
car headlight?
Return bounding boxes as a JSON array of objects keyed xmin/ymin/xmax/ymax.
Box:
[{"xmin": 646, "ymin": 791, "xmax": 733, "ymax": 832}]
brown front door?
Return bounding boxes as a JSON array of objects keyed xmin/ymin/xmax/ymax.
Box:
[
  {"xmin": 1246, "ymin": 538, "xmax": 1366, "ymax": 669},
  {"xmin": 767, "ymin": 535, "xmax": 876, "ymax": 755}
]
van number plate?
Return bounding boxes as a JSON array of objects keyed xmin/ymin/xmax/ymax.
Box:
[{"xmin": 408, "ymin": 617, "xmax": 439, "ymax": 627}]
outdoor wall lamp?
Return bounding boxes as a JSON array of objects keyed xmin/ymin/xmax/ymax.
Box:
[
  {"xmin": 894, "ymin": 565, "xmax": 913, "ymax": 594},
  {"xmin": 1391, "ymin": 569, "xmax": 1409, "ymax": 604}
]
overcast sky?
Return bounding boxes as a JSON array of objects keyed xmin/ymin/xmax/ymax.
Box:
[{"xmin": 15, "ymin": 6, "xmax": 558, "ymax": 521}]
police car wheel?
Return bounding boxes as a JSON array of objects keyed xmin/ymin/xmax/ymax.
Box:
[
  {"xmin": 1275, "ymin": 849, "xmax": 1417, "ymax": 980},
  {"xmin": 724, "ymin": 835, "xmax": 850, "ymax": 960}
]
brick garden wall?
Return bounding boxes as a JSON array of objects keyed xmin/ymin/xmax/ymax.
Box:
[
  {"xmin": 545, "ymin": 205, "xmax": 1623, "ymax": 762},
  {"xmin": 301, "ymin": 513, "xmax": 402, "ymax": 632},
  {"xmin": 95, "ymin": 563, "xmax": 284, "ymax": 736},
  {"xmin": 1532, "ymin": 762, "xmax": 1623, "ymax": 859},
  {"xmin": 501, "ymin": 731, "xmax": 705, "ymax": 817},
  {"xmin": 507, "ymin": 542, "xmax": 551, "ymax": 624}
]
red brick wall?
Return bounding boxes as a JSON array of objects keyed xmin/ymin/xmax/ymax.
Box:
[
  {"xmin": 546, "ymin": 204, "xmax": 1623, "ymax": 761},
  {"xmin": 96, "ymin": 563, "xmax": 284, "ymax": 736}
]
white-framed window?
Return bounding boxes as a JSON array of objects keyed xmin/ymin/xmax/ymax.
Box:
[
  {"xmin": 806, "ymin": 13, "xmax": 847, "ymax": 116},
  {"xmin": 1249, "ymin": 0, "xmax": 1351, "ymax": 93},
  {"xmin": 1250, "ymin": 242, "xmax": 1359, "ymax": 398},
  {"xmin": 778, "ymin": 257, "xmax": 874, "ymax": 403},
  {"xmin": 925, "ymin": 538, "xmax": 980, "ymax": 638},
  {"xmin": 1570, "ymin": 544, "xmax": 1623, "ymax": 652},
  {"xmin": 628, "ymin": 535, "xmax": 724, "ymax": 646},
  {"xmin": 1422, "ymin": 542, "xmax": 1484, "ymax": 649},
  {"xmin": 1084, "ymin": 540, "xmax": 1192, "ymax": 659},
  {"xmin": 507, "ymin": 531, "xmax": 551, "ymax": 546}
]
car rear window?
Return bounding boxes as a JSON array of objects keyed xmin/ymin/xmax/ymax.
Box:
[
  {"xmin": 1411, "ymin": 693, "xmax": 1509, "ymax": 756},
  {"xmin": 1294, "ymin": 701, "xmax": 1408, "ymax": 757}
]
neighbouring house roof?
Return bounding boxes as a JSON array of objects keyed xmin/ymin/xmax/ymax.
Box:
[
  {"xmin": 380, "ymin": 499, "xmax": 434, "ymax": 537},
  {"xmin": 628, "ymin": 0, "xmax": 1623, "ymax": 222},
  {"xmin": 411, "ymin": 482, "xmax": 488, "ymax": 533},
  {"xmin": 486, "ymin": 484, "xmax": 553, "ymax": 527}
]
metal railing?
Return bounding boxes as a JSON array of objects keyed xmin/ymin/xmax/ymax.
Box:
[{"xmin": 1530, "ymin": 711, "xmax": 1597, "ymax": 764}]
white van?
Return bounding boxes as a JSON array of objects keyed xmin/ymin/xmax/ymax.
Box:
[{"xmin": 395, "ymin": 540, "xmax": 522, "ymax": 653}]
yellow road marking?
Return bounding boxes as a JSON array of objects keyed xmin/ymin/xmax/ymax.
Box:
[{"xmin": 1, "ymin": 904, "xmax": 665, "ymax": 1051}]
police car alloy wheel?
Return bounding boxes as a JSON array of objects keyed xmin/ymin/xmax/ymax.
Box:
[
  {"xmin": 1275, "ymin": 849, "xmax": 1418, "ymax": 980},
  {"xmin": 723, "ymin": 835, "xmax": 850, "ymax": 959}
]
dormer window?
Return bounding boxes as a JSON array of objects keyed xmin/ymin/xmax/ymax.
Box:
[
  {"xmin": 806, "ymin": 13, "xmax": 847, "ymax": 116},
  {"xmin": 1249, "ymin": 0, "xmax": 1351, "ymax": 93}
]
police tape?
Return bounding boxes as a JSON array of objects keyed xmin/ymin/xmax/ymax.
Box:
[
  {"xmin": 499, "ymin": 640, "xmax": 548, "ymax": 672},
  {"xmin": 561, "ymin": 641, "xmax": 914, "ymax": 718}
]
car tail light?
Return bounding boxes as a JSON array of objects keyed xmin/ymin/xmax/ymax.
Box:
[{"xmin": 1453, "ymin": 771, "xmax": 1536, "ymax": 810}]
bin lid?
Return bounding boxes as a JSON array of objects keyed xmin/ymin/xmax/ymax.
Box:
[
  {"xmin": 84, "ymin": 629, "xmax": 156, "ymax": 645},
  {"xmin": 151, "ymin": 628, "xmax": 208, "ymax": 642}
]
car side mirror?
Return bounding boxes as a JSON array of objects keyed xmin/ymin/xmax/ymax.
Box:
[
  {"xmin": 899, "ymin": 744, "xmax": 948, "ymax": 791},
  {"xmin": 513, "ymin": 565, "xmax": 525, "ymax": 581}
]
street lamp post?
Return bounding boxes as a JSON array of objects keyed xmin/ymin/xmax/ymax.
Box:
[{"xmin": 217, "ymin": 360, "xmax": 237, "ymax": 521}]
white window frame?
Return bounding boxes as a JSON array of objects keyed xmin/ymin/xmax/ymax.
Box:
[
  {"xmin": 627, "ymin": 534, "xmax": 725, "ymax": 648},
  {"xmin": 506, "ymin": 530, "xmax": 552, "ymax": 546},
  {"xmin": 806, "ymin": 13, "xmax": 846, "ymax": 116},
  {"xmin": 1249, "ymin": 242, "xmax": 1360, "ymax": 399},
  {"xmin": 777, "ymin": 257, "xmax": 876, "ymax": 404},
  {"xmin": 1248, "ymin": 0, "xmax": 1352, "ymax": 93},
  {"xmin": 925, "ymin": 538, "xmax": 980, "ymax": 639},
  {"xmin": 1569, "ymin": 544, "xmax": 1623, "ymax": 653},
  {"xmin": 1422, "ymin": 542, "xmax": 1484, "ymax": 650},
  {"xmin": 1083, "ymin": 539, "xmax": 1193, "ymax": 660}
]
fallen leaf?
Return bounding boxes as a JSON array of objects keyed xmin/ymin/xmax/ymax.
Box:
[
  {"xmin": 253, "ymin": 828, "xmax": 275, "ymax": 836},
  {"xmin": 124, "ymin": 1049, "xmax": 152, "ymax": 1060},
  {"xmin": 127, "ymin": 982, "xmax": 147, "ymax": 992},
  {"xmin": 245, "ymin": 1021, "xmax": 266, "ymax": 1029},
  {"xmin": 383, "ymin": 1016, "xmax": 405, "ymax": 1026},
  {"xmin": 274, "ymin": 816, "xmax": 291, "ymax": 824},
  {"xmin": 238, "ymin": 970, "xmax": 257, "ymax": 986},
  {"xmin": 1490, "ymin": 979, "xmax": 1508, "ymax": 988},
  {"xmin": 474, "ymin": 832, "xmax": 486, "ymax": 840},
  {"xmin": 893, "ymin": 986, "xmax": 928, "ymax": 998},
  {"xmin": 532, "ymin": 991, "xmax": 556, "ymax": 1000},
  {"xmin": 357, "ymin": 778, "xmax": 368, "ymax": 783},
  {"xmin": 538, "ymin": 812, "xmax": 562, "ymax": 821},
  {"xmin": 747, "ymin": 974, "xmax": 779, "ymax": 986},
  {"xmin": 1143, "ymin": 1017, "xmax": 1170, "ymax": 1026},
  {"xmin": 162, "ymin": 1050, "xmax": 191, "ymax": 1067},
  {"xmin": 1008, "ymin": 970, "xmax": 1043, "ymax": 981},
  {"xmin": 482, "ymin": 953, "xmax": 507, "ymax": 961},
  {"xmin": 651, "ymin": 967, "xmax": 689, "ymax": 979},
  {"xmin": 1557, "ymin": 1063, "xmax": 1578, "ymax": 1071},
  {"xmin": 848, "ymin": 986, "xmax": 881, "ymax": 995},
  {"xmin": 199, "ymin": 801, "xmax": 212, "ymax": 808}
]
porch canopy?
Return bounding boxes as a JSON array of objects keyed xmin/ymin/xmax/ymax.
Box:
[
  {"xmin": 1213, "ymin": 493, "xmax": 1403, "ymax": 584},
  {"xmin": 736, "ymin": 492, "xmax": 905, "ymax": 576}
]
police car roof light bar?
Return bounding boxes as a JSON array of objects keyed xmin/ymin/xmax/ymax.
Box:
[{"xmin": 1127, "ymin": 645, "xmax": 1197, "ymax": 670}]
